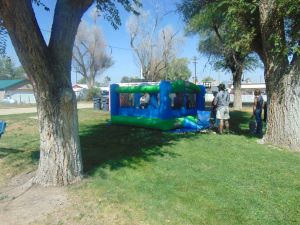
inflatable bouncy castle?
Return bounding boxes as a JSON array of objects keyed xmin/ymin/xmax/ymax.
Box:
[{"xmin": 110, "ymin": 80, "xmax": 209, "ymax": 131}]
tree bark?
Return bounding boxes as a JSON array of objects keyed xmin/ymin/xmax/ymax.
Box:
[
  {"xmin": 263, "ymin": 60, "xmax": 300, "ymax": 151},
  {"xmin": 0, "ymin": 0, "xmax": 93, "ymax": 185},
  {"xmin": 232, "ymin": 66, "xmax": 243, "ymax": 110},
  {"xmin": 258, "ymin": 0, "xmax": 300, "ymax": 151},
  {"xmin": 34, "ymin": 83, "xmax": 83, "ymax": 186}
]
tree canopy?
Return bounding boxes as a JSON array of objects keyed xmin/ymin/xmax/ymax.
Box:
[
  {"xmin": 121, "ymin": 76, "xmax": 147, "ymax": 83},
  {"xmin": 0, "ymin": 56, "xmax": 26, "ymax": 79},
  {"xmin": 177, "ymin": 0, "xmax": 259, "ymax": 110},
  {"xmin": 162, "ymin": 58, "xmax": 191, "ymax": 81},
  {"xmin": 179, "ymin": 0, "xmax": 300, "ymax": 150}
]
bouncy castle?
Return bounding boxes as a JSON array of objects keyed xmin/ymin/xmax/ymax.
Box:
[{"xmin": 110, "ymin": 80, "xmax": 209, "ymax": 131}]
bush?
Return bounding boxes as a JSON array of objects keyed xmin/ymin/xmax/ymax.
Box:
[{"xmin": 85, "ymin": 87, "xmax": 100, "ymax": 101}]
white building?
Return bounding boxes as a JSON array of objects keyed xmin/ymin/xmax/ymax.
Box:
[
  {"xmin": 205, "ymin": 82, "xmax": 267, "ymax": 103},
  {"xmin": 0, "ymin": 79, "xmax": 36, "ymax": 104}
]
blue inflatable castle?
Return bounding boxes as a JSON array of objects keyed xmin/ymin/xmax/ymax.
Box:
[{"xmin": 110, "ymin": 80, "xmax": 210, "ymax": 131}]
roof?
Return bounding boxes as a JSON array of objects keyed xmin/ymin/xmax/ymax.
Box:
[
  {"xmin": 72, "ymin": 84, "xmax": 88, "ymax": 89},
  {"xmin": 0, "ymin": 80, "xmax": 26, "ymax": 90},
  {"xmin": 229, "ymin": 83, "xmax": 266, "ymax": 89}
]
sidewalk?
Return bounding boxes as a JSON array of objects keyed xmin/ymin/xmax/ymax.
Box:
[{"xmin": 0, "ymin": 102, "xmax": 93, "ymax": 115}]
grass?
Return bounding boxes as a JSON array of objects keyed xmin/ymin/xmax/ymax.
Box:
[
  {"xmin": 0, "ymin": 102, "xmax": 37, "ymax": 108},
  {"xmin": 1, "ymin": 109, "xmax": 300, "ymax": 224}
]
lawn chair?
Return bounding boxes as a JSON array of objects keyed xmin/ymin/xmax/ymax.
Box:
[{"xmin": 0, "ymin": 120, "xmax": 6, "ymax": 138}]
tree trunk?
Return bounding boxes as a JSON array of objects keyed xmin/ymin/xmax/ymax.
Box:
[
  {"xmin": 87, "ymin": 76, "xmax": 94, "ymax": 89},
  {"xmin": 263, "ymin": 61, "xmax": 300, "ymax": 151},
  {"xmin": 33, "ymin": 83, "xmax": 83, "ymax": 186},
  {"xmin": 232, "ymin": 67, "xmax": 243, "ymax": 110},
  {"xmin": 0, "ymin": 0, "xmax": 93, "ymax": 185},
  {"xmin": 258, "ymin": 0, "xmax": 300, "ymax": 151}
]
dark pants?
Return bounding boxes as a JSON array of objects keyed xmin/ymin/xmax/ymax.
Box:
[
  {"xmin": 255, "ymin": 109, "xmax": 262, "ymax": 135},
  {"xmin": 140, "ymin": 103, "xmax": 149, "ymax": 109}
]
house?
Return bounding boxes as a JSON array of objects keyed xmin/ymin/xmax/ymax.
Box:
[
  {"xmin": 72, "ymin": 83, "xmax": 88, "ymax": 92},
  {"xmin": 72, "ymin": 83, "xmax": 111, "ymax": 100},
  {"xmin": 72, "ymin": 84, "xmax": 88, "ymax": 100},
  {"xmin": 228, "ymin": 83, "xmax": 266, "ymax": 95},
  {"xmin": 228, "ymin": 83, "xmax": 267, "ymax": 103},
  {"xmin": 202, "ymin": 82, "xmax": 267, "ymax": 103},
  {"xmin": 0, "ymin": 79, "xmax": 36, "ymax": 104}
]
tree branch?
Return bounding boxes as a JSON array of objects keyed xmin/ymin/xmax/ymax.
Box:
[
  {"xmin": 48, "ymin": 0, "xmax": 93, "ymax": 82},
  {"xmin": 0, "ymin": 0, "xmax": 50, "ymax": 86}
]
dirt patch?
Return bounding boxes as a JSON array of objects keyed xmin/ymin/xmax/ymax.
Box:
[{"xmin": 0, "ymin": 172, "xmax": 68, "ymax": 225}]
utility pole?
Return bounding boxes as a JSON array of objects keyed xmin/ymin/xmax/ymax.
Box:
[
  {"xmin": 192, "ymin": 56, "xmax": 198, "ymax": 84},
  {"xmin": 75, "ymin": 70, "xmax": 78, "ymax": 84},
  {"xmin": 140, "ymin": 66, "xmax": 143, "ymax": 79}
]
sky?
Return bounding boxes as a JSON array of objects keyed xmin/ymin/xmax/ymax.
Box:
[{"xmin": 5, "ymin": 0, "xmax": 264, "ymax": 84}]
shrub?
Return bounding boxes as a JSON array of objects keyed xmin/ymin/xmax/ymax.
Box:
[{"xmin": 85, "ymin": 87, "xmax": 100, "ymax": 101}]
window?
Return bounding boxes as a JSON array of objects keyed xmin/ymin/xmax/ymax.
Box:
[
  {"xmin": 120, "ymin": 93, "xmax": 134, "ymax": 107},
  {"xmin": 171, "ymin": 93, "xmax": 184, "ymax": 109},
  {"xmin": 186, "ymin": 93, "xmax": 196, "ymax": 109}
]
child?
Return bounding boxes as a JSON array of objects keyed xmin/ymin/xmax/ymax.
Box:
[{"xmin": 140, "ymin": 93, "xmax": 150, "ymax": 109}]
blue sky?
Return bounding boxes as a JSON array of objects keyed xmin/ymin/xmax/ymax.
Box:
[{"xmin": 5, "ymin": 0, "xmax": 264, "ymax": 84}]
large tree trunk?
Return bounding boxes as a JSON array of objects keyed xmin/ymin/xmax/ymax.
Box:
[
  {"xmin": 87, "ymin": 75, "xmax": 95, "ymax": 89},
  {"xmin": 232, "ymin": 66, "xmax": 243, "ymax": 110},
  {"xmin": 258, "ymin": 0, "xmax": 300, "ymax": 151},
  {"xmin": 33, "ymin": 83, "xmax": 83, "ymax": 186},
  {"xmin": 263, "ymin": 61, "xmax": 300, "ymax": 151},
  {"xmin": 0, "ymin": 0, "xmax": 93, "ymax": 185}
]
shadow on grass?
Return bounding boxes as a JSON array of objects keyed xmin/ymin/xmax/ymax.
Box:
[
  {"xmin": 230, "ymin": 110, "xmax": 264, "ymax": 139},
  {"xmin": 1, "ymin": 110, "xmax": 261, "ymax": 177},
  {"xmin": 0, "ymin": 147, "xmax": 39, "ymax": 166},
  {"xmin": 0, "ymin": 148, "xmax": 23, "ymax": 158},
  {"xmin": 80, "ymin": 123, "xmax": 197, "ymax": 175}
]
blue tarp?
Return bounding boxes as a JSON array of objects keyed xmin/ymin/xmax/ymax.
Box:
[{"xmin": 0, "ymin": 120, "xmax": 6, "ymax": 138}]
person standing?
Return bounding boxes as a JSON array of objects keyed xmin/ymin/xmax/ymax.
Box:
[
  {"xmin": 214, "ymin": 83, "xmax": 230, "ymax": 134},
  {"xmin": 210, "ymin": 91, "xmax": 218, "ymax": 128},
  {"xmin": 252, "ymin": 89, "xmax": 264, "ymax": 135}
]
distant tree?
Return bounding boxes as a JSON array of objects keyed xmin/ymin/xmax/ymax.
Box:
[
  {"xmin": 0, "ymin": 56, "xmax": 26, "ymax": 79},
  {"xmin": 178, "ymin": 1, "xmax": 260, "ymax": 110},
  {"xmin": 202, "ymin": 76, "xmax": 214, "ymax": 82},
  {"xmin": 94, "ymin": 81, "xmax": 101, "ymax": 87},
  {"xmin": 73, "ymin": 21, "xmax": 113, "ymax": 89},
  {"xmin": 0, "ymin": 0, "xmax": 139, "ymax": 186},
  {"xmin": 77, "ymin": 77, "xmax": 86, "ymax": 84},
  {"xmin": 86, "ymin": 87, "xmax": 100, "ymax": 100},
  {"xmin": 162, "ymin": 58, "xmax": 191, "ymax": 81},
  {"xmin": 103, "ymin": 75, "xmax": 111, "ymax": 86},
  {"xmin": 198, "ymin": 34, "xmax": 260, "ymax": 110},
  {"xmin": 127, "ymin": 9, "xmax": 183, "ymax": 81},
  {"xmin": 121, "ymin": 76, "xmax": 147, "ymax": 83}
]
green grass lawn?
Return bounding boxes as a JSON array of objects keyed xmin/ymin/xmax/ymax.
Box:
[{"xmin": 0, "ymin": 109, "xmax": 300, "ymax": 225}]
